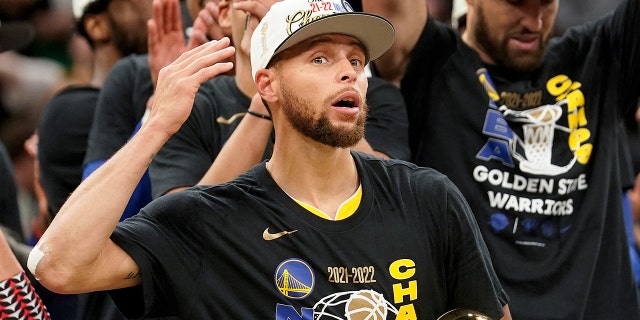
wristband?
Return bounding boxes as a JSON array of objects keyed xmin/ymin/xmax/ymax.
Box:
[{"xmin": 246, "ymin": 110, "xmax": 272, "ymax": 121}]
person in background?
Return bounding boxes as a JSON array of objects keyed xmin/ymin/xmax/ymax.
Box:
[
  {"xmin": 0, "ymin": 139, "xmax": 25, "ymax": 248},
  {"xmin": 28, "ymin": 1, "xmax": 510, "ymax": 318},
  {"xmin": 38, "ymin": 0, "xmax": 153, "ymax": 223},
  {"xmin": 81, "ymin": 0, "xmax": 223, "ymax": 217},
  {"xmin": 365, "ymin": 0, "xmax": 640, "ymax": 318},
  {"xmin": 0, "ymin": 19, "xmax": 50, "ymax": 320},
  {"xmin": 33, "ymin": 0, "xmax": 152, "ymax": 317},
  {"xmin": 146, "ymin": 0, "xmax": 275, "ymax": 197},
  {"xmin": 0, "ymin": 140, "xmax": 32, "ymax": 267}
]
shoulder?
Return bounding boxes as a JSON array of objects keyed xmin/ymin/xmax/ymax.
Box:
[
  {"xmin": 354, "ymin": 152, "xmax": 451, "ymax": 189},
  {"xmin": 144, "ymin": 174, "xmax": 264, "ymax": 221},
  {"xmin": 44, "ymin": 86, "xmax": 99, "ymax": 108},
  {"xmin": 366, "ymin": 76, "xmax": 400, "ymax": 95},
  {"xmin": 194, "ymin": 75, "xmax": 250, "ymax": 114},
  {"xmin": 40, "ymin": 86, "xmax": 98, "ymax": 126},
  {"xmin": 107, "ymin": 54, "xmax": 150, "ymax": 85},
  {"xmin": 113, "ymin": 54, "xmax": 149, "ymax": 70}
]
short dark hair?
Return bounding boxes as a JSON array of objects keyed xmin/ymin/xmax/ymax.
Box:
[{"xmin": 75, "ymin": 0, "xmax": 111, "ymax": 47}]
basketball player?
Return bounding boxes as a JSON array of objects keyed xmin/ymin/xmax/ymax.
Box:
[
  {"xmin": 28, "ymin": 0, "xmax": 510, "ymax": 318},
  {"xmin": 365, "ymin": 0, "xmax": 640, "ymax": 318}
]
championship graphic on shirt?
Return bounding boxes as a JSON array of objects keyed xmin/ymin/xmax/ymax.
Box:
[
  {"xmin": 273, "ymin": 258, "xmax": 418, "ymax": 320},
  {"xmin": 474, "ymin": 69, "xmax": 592, "ymax": 244}
]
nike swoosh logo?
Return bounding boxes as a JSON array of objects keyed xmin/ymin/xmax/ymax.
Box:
[
  {"xmin": 216, "ymin": 112, "xmax": 246, "ymax": 125},
  {"xmin": 263, "ymin": 228, "xmax": 298, "ymax": 241}
]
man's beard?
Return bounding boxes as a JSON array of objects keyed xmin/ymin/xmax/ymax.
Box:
[
  {"xmin": 474, "ymin": 4, "xmax": 547, "ymax": 72},
  {"xmin": 280, "ymin": 84, "xmax": 367, "ymax": 149}
]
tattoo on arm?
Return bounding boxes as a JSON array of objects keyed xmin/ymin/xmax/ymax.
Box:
[
  {"xmin": 124, "ymin": 271, "xmax": 142, "ymax": 280},
  {"xmin": 146, "ymin": 153, "xmax": 156, "ymax": 167}
]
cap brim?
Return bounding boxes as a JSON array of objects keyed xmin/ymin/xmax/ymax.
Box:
[
  {"xmin": 0, "ymin": 21, "xmax": 35, "ymax": 52},
  {"xmin": 273, "ymin": 12, "xmax": 394, "ymax": 63}
]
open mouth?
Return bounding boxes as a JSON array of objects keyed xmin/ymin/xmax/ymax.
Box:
[
  {"xmin": 332, "ymin": 91, "xmax": 360, "ymax": 109},
  {"xmin": 334, "ymin": 98, "xmax": 357, "ymax": 108}
]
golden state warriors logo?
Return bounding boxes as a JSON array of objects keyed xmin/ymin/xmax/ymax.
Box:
[{"xmin": 275, "ymin": 258, "xmax": 315, "ymax": 299}]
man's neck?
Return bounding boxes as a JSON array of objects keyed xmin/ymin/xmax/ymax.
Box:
[
  {"xmin": 267, "ymin": 136, "xmax": 360, "ymax": 220},
  {"xmin": 91, "ymin": 45, "xmax": 123, "ymax": 88},
  {"xmin": 461, "ymin": 31, "xmax": 496, "ymax": 66}
]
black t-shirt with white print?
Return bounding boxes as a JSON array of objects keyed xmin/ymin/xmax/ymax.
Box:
[{"xmin": 401, "ymin": 0, "xmax": 640, "ymax": 319}]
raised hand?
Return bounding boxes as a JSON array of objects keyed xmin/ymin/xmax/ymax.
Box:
[
  {"xmin": 233, "ymin": 0, "xmax": 281, "ymax": 56},
  {"xmin": 190, "ymin": 1, "xmax": 229, "ymax": 45},
  {"xmin": 147, "ymin": 0, "xmax": 192, "ymax": 88},
  {"xmin": 187, "ymin": 1, "xmax": 235, "ymax": 75},
  {"xmin": 147, "ymin": 37, "xmax": 235, "ymax": 137}
]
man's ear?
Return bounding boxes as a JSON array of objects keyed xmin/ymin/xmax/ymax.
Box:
[
  {"xmin": 217, "ymin": 0, "xmax": 232, "ymax": 30},
  {"xmin": 256, "ymin": 69, "xmax": 278, "ymax": 104},
  {"xmin": 84, "ymin": 14, "xmax": 111, "ymax": 43}
]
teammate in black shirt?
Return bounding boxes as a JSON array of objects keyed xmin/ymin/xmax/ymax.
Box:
[{"xmin": 367, "ymin": 0, "xmax": 640, "ymax": 318}]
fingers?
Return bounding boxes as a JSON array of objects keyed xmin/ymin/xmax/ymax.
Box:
[
  {"xmin": 159, "ymin": 37, "xmax": 235, "ymax": 85},
  {"xmin": 204, "ymin": 2, "xmax": 227, "ymax": 39},
  {"xmin": 152, "ymin": 0, "xmax": 182, "ymax": 35},
  {"xmin": 233, "ymin": 0, "xmax": 280, "ymax": 20},
  {"xmin": 190, "ymin": 38, "xmax": 235, "ymax": 76},
  {"xmin": 152, "ymin": 0, "xmax": 164, "ymax": 34},
  {"xmin": 147, "ymin": 19, "xmax": 159, "ymax": 53},
  {"xmin": 234, "ymin": 0, "xmax": 280, "ymax": 55},
  {"xmin": 151, "ymin": 38, "xmax": 235, "ymax": 133},
  {"xmin": 165, "ymin": 0, "xmax": 181, "ymax": 34},
  {"xmin": 186, "ymin": 29, "xmax": 209, "ymax": 50}
]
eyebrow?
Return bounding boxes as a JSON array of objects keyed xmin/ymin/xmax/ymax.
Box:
[{"xmin": 306, "ymin": 35, "xmax": 367, "ymax": 56}]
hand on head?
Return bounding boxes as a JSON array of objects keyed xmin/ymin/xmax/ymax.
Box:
[
  {"xmin": 233, "ymin": 0, "xmax": 281, "ymax": 57},
  {"xmin": 147, "ymin": 38, "xmax": 235, "ymax": 136}
]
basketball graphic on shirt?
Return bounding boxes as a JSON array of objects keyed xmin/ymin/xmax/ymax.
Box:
[
  {"xmin": 314, "ymin": 289, "xmax": 398, "ymax": 319},
  {"xmin": 344, "ymin": 290, "xmax": 388, "ymax": 319}
]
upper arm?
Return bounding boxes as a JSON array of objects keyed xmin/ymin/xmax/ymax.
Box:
[
  {"xmin": 34, "ymin": 239, "xmax": 141, "ymax": 294},
  {"xmin": 362, "ymin": 0, "xmax": 427, "ymax": 86},
  {"xmin": 98, "ymin": 239, "xmax": 143, "ymax": 290}
]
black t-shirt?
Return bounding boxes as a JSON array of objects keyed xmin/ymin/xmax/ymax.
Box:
[
  {"xmin": 84, "ymin": 54, "xmax": 152, "ymax": 166},
  {"xmin": 401, "ymin": 1, "xmax": 640, "ymax": 319},
  {"xmin": 111, "ymin": 152, "xmax": 507, "ymax": 319},
  {"xmin": 38, "ymin": 86, "xmax": 98, "ymax": 216},
  {"xmin": 364, "ymin": 76, "xmax": 410, "ymax": 161}
]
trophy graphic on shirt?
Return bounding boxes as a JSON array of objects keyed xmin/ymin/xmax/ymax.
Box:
[{"xmin": 500, "ymin": 104, "xmax": 576, "ymax": 176}]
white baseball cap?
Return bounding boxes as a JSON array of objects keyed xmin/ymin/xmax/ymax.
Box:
[
  {"xmin": 250, "ymin": 0, "xmax": 395, "ymax": 79},
  {"xmin": 73, "ymin": 0, "xmax": 111, "ymax": 19},
  {"xmin": 73, "ymin": 0, "xmax": 91, "ymax": 18}
]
